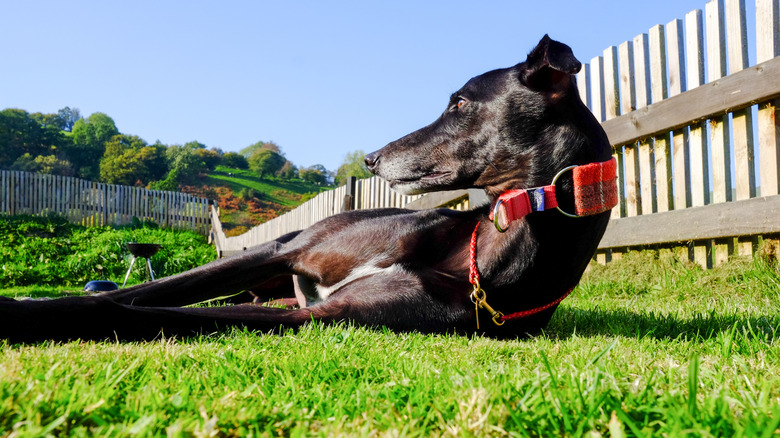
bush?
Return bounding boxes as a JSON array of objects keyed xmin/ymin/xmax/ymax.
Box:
[{"xmin": 0, "ymin": 214, "xmax": 214, "ymax": 288}]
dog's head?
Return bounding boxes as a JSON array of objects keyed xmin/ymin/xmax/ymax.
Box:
[{"xmin": 365, "ymin": 35, "xmax": 610, "ymax": 198}]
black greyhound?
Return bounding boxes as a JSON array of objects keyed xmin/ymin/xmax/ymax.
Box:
[{"xmin": 0, "ymin": 36, "xmax": 615, "ymax": 343}]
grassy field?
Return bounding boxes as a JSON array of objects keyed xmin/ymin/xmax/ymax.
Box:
[
  {"xmin": 1, "ymin": 250, "xmax": 779, "ymax": 437},
  {"xmin": 188, "ymin": 166, "xmax": 329, "ymax": 235},
  {"xmin": 206, "ymin": 166, "xmax": 326, "ymax": 208}
]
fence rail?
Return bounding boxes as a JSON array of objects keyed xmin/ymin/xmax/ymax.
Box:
[
  {"xmin": 213, "ymin": 0, "xmax": 780, "ymax": 267},
  {"xmin": 0, "ymin": 170, "xmax": 211, "ymax": 234}
]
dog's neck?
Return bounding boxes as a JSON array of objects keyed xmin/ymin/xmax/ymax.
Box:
[{"xmin": 481, "ymin": 157, "xmax": 617, "ymax": 231}]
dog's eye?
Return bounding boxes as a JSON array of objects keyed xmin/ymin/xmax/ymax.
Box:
[{"xmin": 457, "ymin": 98, "xmax": 467, "ymax": 109}]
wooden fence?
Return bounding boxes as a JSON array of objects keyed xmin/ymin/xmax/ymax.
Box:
[
  {"xmin": 213, "ymin": 0, "xmax": 780, "ymax": 267},
  {"xmin": 0, "ymin": 170, "xmax": 211, "ymax": 234},
  {"xmin": 584, "ymin": 0, "xmax": 780, "ymax": 267},
  {"xmin": 210, "ymin": 177, "xmax": 486, "ymax": 257}
]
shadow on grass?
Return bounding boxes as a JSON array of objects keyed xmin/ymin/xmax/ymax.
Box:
[{"xmin": 546, "ymin": 306, "xmax": 779, "ymax": 343}]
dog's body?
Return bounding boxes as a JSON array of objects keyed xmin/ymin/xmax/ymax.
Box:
[{"xmin": 0, "ymin": 36, "xmax": 612, "ymax": 343}]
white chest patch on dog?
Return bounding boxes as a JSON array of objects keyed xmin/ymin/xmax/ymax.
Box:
[{"xmin": 315, "ymin": 257, "xmax": 406, "ymax": 301}]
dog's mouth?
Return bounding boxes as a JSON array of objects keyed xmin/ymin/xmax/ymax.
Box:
[
  {"xmin": 395, "ymin": 171, "xmax": 451, "ymax": 183},
  {"xmin": 389, "ymin": 171, "xmax": 453, "ymax": 194}
]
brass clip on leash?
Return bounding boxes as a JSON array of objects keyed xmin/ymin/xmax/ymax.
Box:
[{"xmin": 469, "ymin": 279, "xmax": 504, "ymax": 330}]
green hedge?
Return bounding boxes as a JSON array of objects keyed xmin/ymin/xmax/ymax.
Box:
[{"xmin": 0, "ymin": 214, "xmax": 214, "ymax": 288}]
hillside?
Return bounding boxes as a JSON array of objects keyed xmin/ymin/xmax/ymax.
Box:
[{"xmin": 181, "ymin": 165, "xmax": 329, "ymax": 236}]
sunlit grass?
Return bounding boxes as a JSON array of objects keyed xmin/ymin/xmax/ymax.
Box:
[
  {"xmin": 1, "ymin": 251, "xmax": 779, "ymax": 436},
  {"xmin": 207, "ymin": 166, "xmax": 326, "ymax": 207}
]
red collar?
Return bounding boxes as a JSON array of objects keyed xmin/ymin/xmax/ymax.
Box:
[
  {"xmin": 470, "ymin": 158, "xmax": 618, "ymax": 329},
  {"xmin": 489, "ymin": 157, "xmax": 618, "ymax": 231}
]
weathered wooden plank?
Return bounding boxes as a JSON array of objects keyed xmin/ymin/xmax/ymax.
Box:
[
  {"xmin": 599, "ymin": 194, "xmax": 780, "ymax": 248},
  {"xmin": 602, "ymin": 54, "xmax": 780, "ymax": 147},
  {"xmin": 686, "ymin": 8, "xmax": 713, "ymax": 268},
  {"xmin": 648, "ymin": 24, "xmax": 674, "ymax": 213},
  {"xmin": 619, "ymin": 41, "xmax": 641, "ymax": 217},
  {"xmin": 602, "ymin": 46, "xmax": 623, "ymax": 218},
  {"xmin": 618, "ymin": 41, "xmax": 636, "ymax": 114},
  {"xmin": 603, "ymin": 46, "xmax": 620, "ymax": 120},
  {"xmin": 707, "ymin": 0, "xmax": 733, "ymax": 209},
  {"xmin": 667, "ymin": 18, "xmax": 691, "ymax": 211},
  {"xmin": 727, "ymin": 0, "xmax": 757, "ymax": 203},
  {"xmin": 1, "ymin": 171, "xmax": 6, "ymax": 214},
  {"xmin": 633, "ymin": 33, "xmax": 655, "ymax": 214},
  {"xmin": 589, "ymin": 55, "xmax": 605, "ymax": 122},
  {"xmin": 757, "ymin": 0, "xmax": 780, "ymax": 197},
  {"xmin": 728, "ymin": 0, "xmax": 758, "ymax": 256},
  {"xmin": 686, "ymin": 9, "xmax": 710, "ymax": 208},
  {"xmin": 576, "ymin": 63, "xmax": 591, "ymax": 109}
]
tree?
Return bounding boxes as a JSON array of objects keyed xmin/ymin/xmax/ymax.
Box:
[
  {"xmin": 299, "ymin": 164, "xmax": 331, "ymax": 185},
  {"xmin": 222, "ymin": 152, "xmax": 249, "ymax": 169},
  {"xmin": 68, "ymin": 112, "xmax": 119, "ymax": 180},
  {"xmin": 248, "ymin": 148, "xmax": 286, "ymax": 178},
  {"xmin": 12, "ymin": 153, "xmax": 74, "ymax": 176},
  {"xmin": 240, "ymin": 140, "xmax": 284, "ymax": 158},
  {"xmin": 57, "ymin": 107, "xmax": 82, "ymax": 132},
  {"xmin": 276, "ymin": 160, "xmax": 298, "ymax": 179},
  {"xmin": 163, "ymin": 142, "xmax": 208, "ymax": 186},
  {"xmin": 143, "ymin": 141, "xmax": 171, "ymax": 182},
  {"xmin": 334, "ymin": 150, "xmax": 372, "ymax": 186},
  {"xmin": 195, "ymin": 148, "xmax": 221, "ymax": 171},
  {"xmin": 240, "ymin": 141, "xmax": 265, "ymax": 158},
  {"xmin": 99, "ymin": 134, "xmax": 152, "ymax": 185},
  {"xmin": 259, "ymin": 141, "xmax": 282, "ymax": 154},
  {"xmin": 0, "ymin": 108, "xmax": 67, "ymax": 167}
]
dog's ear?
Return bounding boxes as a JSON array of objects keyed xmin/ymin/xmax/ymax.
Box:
[{"xmin": 520, "ymin": 35, "xmax": 581, "ymax": 93}]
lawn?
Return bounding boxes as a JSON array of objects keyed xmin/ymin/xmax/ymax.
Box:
[
  {"xmin": 1, "ymin": 250, "xmax": 779, "ymax": 437},
  {"xmin": 206, "ymin": 166, "xmax": 326, "ymax": 208}
]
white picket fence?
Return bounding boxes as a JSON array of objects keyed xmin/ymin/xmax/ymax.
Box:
[
  {"xmin": 0, "ymin": 170, "xmax": 211, "ymax": 234},
  {"xmin": 213, "ymin": 0, "xmax": 780, "ymax": 267}
]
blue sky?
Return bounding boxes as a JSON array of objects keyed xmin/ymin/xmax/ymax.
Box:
[{"xmin": 3, "ymin": 1, "xmax": 716, "ymax": 171}]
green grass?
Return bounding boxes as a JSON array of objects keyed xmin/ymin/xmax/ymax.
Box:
[
  {"xmin": 207, "ymin": 166, "xmax": 327, "ymax": 207},
  {"xmin": 0, "ymin": 214, "xmax": 214, "ymax": 289},
  {"xmin": 1, "ymin": 251, "xmax": 779, "ymax": 436}
]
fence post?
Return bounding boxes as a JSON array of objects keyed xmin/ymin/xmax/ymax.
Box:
[
  {"xmin": 757, "ymin": 0, "xmax": 780, "ymax": 197},
  {"xmin": 343, "ymin": 176, "xmax": 356, "ymax": 211}
]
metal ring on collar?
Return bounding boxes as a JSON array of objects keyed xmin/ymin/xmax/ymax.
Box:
[
  {"xmin": 550, "ymin": 165, "xmax": 580, "ymax": 218},
  {"xmin": 492, "ymin": 199, "xmax": 509, "ymax": 232}
]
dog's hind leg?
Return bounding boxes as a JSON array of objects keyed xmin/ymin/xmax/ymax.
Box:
[
  {"xmin": 0, "ymin": 267, "xmax": 470, "ymax": 342},
  {"xmin": 99, "ymin": 239, "xmax": 293, "ymax": 307},
  {"xmin": 0, "ymin": 295, "xmax": 316, "ymax": 342}
]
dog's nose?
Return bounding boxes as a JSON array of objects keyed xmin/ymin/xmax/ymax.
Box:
[{"xmin": 364, "ymin": 151, "xmax": 380, "ymax": 173}]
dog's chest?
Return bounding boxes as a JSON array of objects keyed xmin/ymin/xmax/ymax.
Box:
[{"xmin": 294, "ymin": 256, "xmax": 407, "ymax": 306}]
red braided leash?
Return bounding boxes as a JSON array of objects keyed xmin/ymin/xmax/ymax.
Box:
[
  {"xmin": 468, "ymin": 223, "xmax": 572, "ymax": 324},
  {"xmin": 468, "ymin": 222, "xmax": 481, "ymax": 286}
]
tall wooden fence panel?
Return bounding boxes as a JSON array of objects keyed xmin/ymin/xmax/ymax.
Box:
[
  {"xmin": 213, "ymin": 0, "xmax": 780, "ymax": 266},
  {"xmin": 584, "ymin": 0, "xmax": 780, "ymax": 267},
  {"xmin": 0, "ymin": 170, "xmax": 211, "ymax": 234}
]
